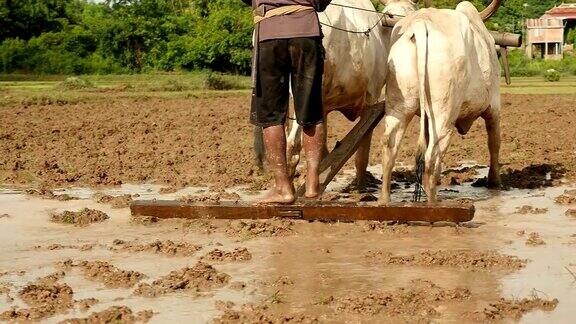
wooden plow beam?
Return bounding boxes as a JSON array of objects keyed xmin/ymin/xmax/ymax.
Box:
[
  {"xmin": 131, "ymin": 200, "xmax": 475, "ymax": 223},
  {"xmin": 296, "ymin": 102, "xmax": 385, "ymax": 197}
]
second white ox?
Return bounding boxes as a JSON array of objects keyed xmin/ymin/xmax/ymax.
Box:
[
  {"xmin": 283, "ymin": 0, "xmax": 415, "ymax": 189},
  {"xmin": 380, "ymin": 0, "xmax": 503, "ymax": 203}
]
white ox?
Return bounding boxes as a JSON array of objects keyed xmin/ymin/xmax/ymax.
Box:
[
  {"xmin": 380, "ymin": 0, "xmax": 503, "ymax": 203},
  {"xmin": 281, "ymin": 0, "xmax": 415, "ymax": 189}
]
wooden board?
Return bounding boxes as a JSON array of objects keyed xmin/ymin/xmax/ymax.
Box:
[
  {"xmin": 130, "ymin": 200, "xmax": 475, "ymax": 223},
  {"xmin": 296, "ymin": 102, "xmax": 385, "ymax": 197}
]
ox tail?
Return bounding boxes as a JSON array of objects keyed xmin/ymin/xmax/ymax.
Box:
[
  {"xmin": 413, "ymin": 20, "xmax": 430, "ymax": 202},
  {"xmin": 253, "ymin": 126, "xmax": 265, "ymax": 171}
]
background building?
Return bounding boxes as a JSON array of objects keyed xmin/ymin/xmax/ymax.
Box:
[{"xmin": 526, "ymin": 3, "xmax": 576, "ymax": 60}]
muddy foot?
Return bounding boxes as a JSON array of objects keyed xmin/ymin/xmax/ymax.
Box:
[{"xmin": 256, "ymin": 189, "xmax": 295, "ymax": 205}]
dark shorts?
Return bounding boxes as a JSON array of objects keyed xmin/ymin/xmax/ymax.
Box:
[{"xmin": 251, "ymin": 37, "xmax": 324, "ymax": 128}]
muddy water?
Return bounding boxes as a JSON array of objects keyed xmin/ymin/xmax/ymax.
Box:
[{"xmin": 1, "ymin": 171, "xmax": 575, "ymax": 323}]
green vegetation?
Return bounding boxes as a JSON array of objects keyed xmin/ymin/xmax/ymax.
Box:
[
  {"xmin": 544, "ymin": 69, "xmax": 561, "ymax": 82},
  {"xmin": 0, "ymin": 0, "xmax": 252, "ymax": 74},
  {"xmin": 0, "ymin": 72, "xmax": 251, "ymax": 106},
  {"xmin": 1, "ymin": 0, "xmax": 576, "ymax": 75},
  {"xmin": 508, "ymin": 49, "xmax": 576, "ymax": 77},
  {"xmin": 500, "ymin": 76, "xmax": 576, "ymax": 94}
]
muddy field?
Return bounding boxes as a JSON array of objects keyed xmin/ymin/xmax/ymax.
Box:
[
  {"xmin": 1, "ymin": 90, "xmax": 576, "ymax": 323},
  {"xmin": 1, "ymin": 93, "xmax": 575, "ymax": 190}
]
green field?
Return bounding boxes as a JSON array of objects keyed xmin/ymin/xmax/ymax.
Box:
[
  {"xmin": 0, "ymin": 74, "xmax": 573, "ymax": 107},
  {"xmin": 500, "ymin": 76, "xmax": 576, "ymax": 95}
]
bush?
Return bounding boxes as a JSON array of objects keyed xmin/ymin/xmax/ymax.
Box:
[
  {"xmin": 57, "ymin": 77, "xmax": 94, "ymax": 90},
  {"xmin": 544, "ymin": 69, "xmax": 561, "ymax": 82},
  {"xmin": 203, "ymin": 72, "xmax": 235, "ymax": 90}
]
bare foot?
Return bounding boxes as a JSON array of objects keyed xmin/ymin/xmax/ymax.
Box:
[
  {"xmin": 256, "ymin": 188, "xmax": 296, "ymax": 205},
  {"xmin": 305, "ymin": 178, "xmax": 321, "ymax": 199},
  {"xmin": 304, "ymin": 188, "xmax": 320, "ymax": 199}
]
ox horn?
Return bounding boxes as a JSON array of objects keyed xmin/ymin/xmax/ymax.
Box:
[{"xmin": 479, "ymin": 0, "xmax": 502, "ymax": 21}]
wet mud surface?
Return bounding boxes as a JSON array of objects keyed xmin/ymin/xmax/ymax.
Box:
[
  {"xmin": 1, "ymin": 93, "xmax": 576, "ymax": 322},
  {"xmin": 1, "ymin": 183, "xmax": 575, "ymax": 322}
]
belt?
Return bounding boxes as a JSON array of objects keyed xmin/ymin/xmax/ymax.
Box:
[{"xmin": 253, "ymin": 5, "xmax": 314, "ymax": 24}]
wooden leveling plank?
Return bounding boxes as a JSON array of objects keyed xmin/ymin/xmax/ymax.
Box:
[{"xmin": 130, "ymin": 200, "xmax": 475, "ymax": 223}]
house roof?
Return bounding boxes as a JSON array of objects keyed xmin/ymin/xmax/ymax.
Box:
[{"xmin": 543, "ymin": 3, "xmax": 576, "ymax": 19}]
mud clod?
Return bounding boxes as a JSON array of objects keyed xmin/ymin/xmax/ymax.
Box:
[
  {"xmin": 365, "ymin": 250, "xmax": 527, "ymax": 272},
  {"xmin": 60, "ymin": 306, "xmax": 154, "ymax": 324},
  {"xmin": 566, "ymin": 209, "xmax": 576, "ymax": 218},
  {"xmin": 62, "ymin": 260, "xmax": 145, "ymax": 288},
  {"xmin": 526, "ymin": 232, "xmax": 546, "ymax": 246},
  {"xmin": 225, "ymin": 218, "xmax": 295, "ymax": 239},
  {"xmin": 25, "ymin": 187, "xmax": 78, "ymax": 201},
  {"xmin": 473, "ymin": 164, "xmax": 565, "ymax": 189},
  {"xmin": 76, "ymin": 298, "xmax": 99, "ymax": 312},
  {"xmin": 515, "ymin": 205, "xmax": 548, "ymax": 215},
  {"xmin": 0, "ymin": 273, "xmax": 74, "ymax": 321},
  {"xmin": 111, "ymin": 239, "xmax": 201, "ymax": 257},
  {"xmin": 51, "ymin": 208, "xmax": 109, "ymax": 226},
  {"xmin": 359, "ymin": 222, "xmax": 409, "ymax": 235},
  {"xmin": 94, "ymin": 194, "xmax": 135, "ymax": 208},
  {"xmin": 134, "ymin": 262, "xmax": 229, "ymax": 297},
  {"xmin": 331, "ymin": 280, "xmax": 470, "ymax": 318},
  {"xmin": 476, "ymin": 297, "xmax": 558, "ymax": 320},
  {"xmin": 201, "ymin": 248, "xmax": 252, "ymax": 262},
  {"xmin": 213, "ymin": 304, "xmax": 318, "ymax": 324},
  {"xmin": 555, "ymin": 189, "xmax": 576, "ymax": 205},
  {"xmin": 441, "ymin": 168, "xmax": 479, "ymax": 186}
]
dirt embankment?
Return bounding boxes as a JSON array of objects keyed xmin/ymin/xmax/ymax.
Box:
[{"xmin": 1, "ymin": 94, "xmax": 575, "ymax": 190}]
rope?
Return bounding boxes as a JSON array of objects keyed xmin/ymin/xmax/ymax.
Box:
[{"xmin": 320, "ymin": 3, "xmax": 405, "ymax": 37}]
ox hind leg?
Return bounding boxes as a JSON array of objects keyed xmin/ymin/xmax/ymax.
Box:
[
  {"xmin": 379, "ymin": 114, "xmax": 411, "ymax": 204},
  {"xmin": 423, "ymin": 120, "xmax": 454, "ymax": 203},
  {"xmin": 482, "ymin": 106, "xmax": 502, "ymax": 188}
]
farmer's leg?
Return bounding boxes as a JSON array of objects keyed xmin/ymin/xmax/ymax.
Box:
[
  {"xmin": 251, "ymin": 39, "xmax": 295, "ymax": 204},
  {"xmin": 289, "ymin": 37, "xmax": 325, "ymax": 198}
]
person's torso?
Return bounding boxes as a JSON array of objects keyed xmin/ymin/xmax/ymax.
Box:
[{"xmin": 254, "ymin": 0, "xmax": 321, "ymax": 41}]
